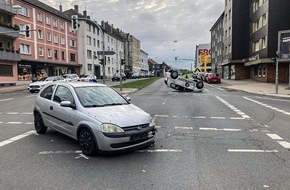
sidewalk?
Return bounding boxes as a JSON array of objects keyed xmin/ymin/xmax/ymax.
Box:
[{"xmin": 0, "ymin": 79, "xmax": 289, "ymax": 98}]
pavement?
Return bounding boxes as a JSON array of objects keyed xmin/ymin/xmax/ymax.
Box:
[{"xmin": 0, "ymin": 79, "xmax": 290, "ymax": 98}]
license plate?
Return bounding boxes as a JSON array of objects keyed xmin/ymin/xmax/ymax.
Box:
[{"xmin": 131, "ymin": 133, "xmax": 148, "ymax": 141}]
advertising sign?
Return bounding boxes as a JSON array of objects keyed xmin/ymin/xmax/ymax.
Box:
[
  {"xmin": 196, "ymin": 43, "xmax": 211, "ymax": 72},
  {"xmin": 278, "ymin": 30, "xmax": 290, "ymax": 60}
]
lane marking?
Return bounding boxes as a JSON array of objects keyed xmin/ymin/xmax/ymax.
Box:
[
  {"xmin": 230, "ymin": 117, "xmax": 244, "ymax": 120},
  {"xmin": 266, "ymin": 134, "xmax": 283, "ymax": 140},
  {"xmin": 0, "ymin": 98, "xmax": 13, "ymax": 102},
  {"xmin": 175, "ymin": 126, "xmax": 194, "ymax": 130},
  {"xmin": 6, "ymin": 112, "xmax": 19, "ymax": 115},
  {"xmin": 244, "ymin": 97, "xmax": 290, "ymax": 116},
  {"xmin": 210, "ymin": 117, "xmax": 225, "ymax": 119},
  {"xmin": 228, "ymin": 149, "xmax": 278, "ymax": 153},
  {"xmin": 25, "ymin": 122, "xmax": 34, "ymax": 125},
  {"xmin": 75, "ymin": 154, "xmax": 89, "ymax": 160},
  {"xmin": 216, "ymin": 96, "xmax": 251, "ymax": 119},
  {"xmin": 155, "ymin": 114, "xmax": 169, "ymax": 118},
  {"xmin": 6, "ymin": 122, "xmax": 22, "ymax": 124},
  {"xmin": 277, "ymin": 141, "xmax": 290, "ymax": 149},
  {"xmin": 200, "ymin": 128, "xmax": 242, "ymax": 132},
  {"xmin": 192, "ymin": 116, "xmax": 206, "ymax": 119},
  {"xmin": 20, "ymin": 112, "xmax": 33, "ymax": 115},
  {"xmin": 136, "ymin": 149, "xmax": 182, "ymax": 153},
  {"xmin": 39, "ymin": 150, "xmax": 82, "ymax": 155},
  {"xmin": 0, "ymin": 130, "xmax": 35, "ymax": 147}
]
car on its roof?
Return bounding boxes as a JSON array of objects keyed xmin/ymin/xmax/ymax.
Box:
[
  {"xmin": 79, "ymin": 74, "xmax": 97, "ymax": 83},
  {"xmin": 28, "ymin": 76, "xmax": 64, "ymax": 93},
  {"xmin": 33, "ymin": 82, "xmax": 156, "ymax": 156},
  {"xmin": 63, "ymin": 74, "xmax": 79, "ymax": 82}
]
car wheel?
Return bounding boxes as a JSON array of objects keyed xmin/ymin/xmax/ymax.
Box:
[
  {"xmin": 78, "ymin": 128, "xmax": 97, "ymax": 156},
  {"xmin": 196, "ymin": 81, "xmax": 204, "ymax": 89},
  {"xmin": 34, "ymin": 112, "xmax": 47, "ymax": 134},
  {"xmin": 170, "ymin": 70, "xmax": 179, "ymax": 79}
]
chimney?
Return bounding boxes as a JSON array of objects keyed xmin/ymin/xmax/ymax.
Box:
[
  {"xmin": 59, "ymin": 4, "xmax": 62, "ymax": 12},
  {"xmin": 83, "ymin": 10, "xmax": 87, "ymax": 17},
  {"xmin": 111, "ymin": 24, "xmax": 113, "ymax": 33},
  {"xmin": 74, "ymin": 5, "xmax": 79, "ymax": 13}
]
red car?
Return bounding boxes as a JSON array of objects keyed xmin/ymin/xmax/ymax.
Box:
[{"xmin": 205, "ymin": 73, "xmax": 221, "ymax": 83}]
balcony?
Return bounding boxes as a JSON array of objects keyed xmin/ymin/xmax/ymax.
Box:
[
  {"xmin": 0, "ymin": 24, "xmax": 19, "ymax": 38},
  {"xmin": 0, "ymin": 3, "xmax": 18, "ymax": 15},
  {"xmin": 0, "ymin": 49, "xmax": 20, "ymax": 61}
]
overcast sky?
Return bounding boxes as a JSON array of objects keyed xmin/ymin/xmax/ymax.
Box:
[{"xmin": 47, "ymin": 0, "xmax": 224, "ymax": 69}]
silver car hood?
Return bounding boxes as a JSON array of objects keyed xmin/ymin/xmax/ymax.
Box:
[
  {"xmin": 29, "ymin": 81, "xmax": 51, "ymax": 86},
  {"xmin": 85, "ymin": 104, "xmax": 151, "ymax": 127}
]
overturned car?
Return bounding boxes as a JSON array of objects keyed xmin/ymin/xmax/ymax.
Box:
[{"xmin": 165, "ymin": 70, "xmax": 204, "ymax": 92}]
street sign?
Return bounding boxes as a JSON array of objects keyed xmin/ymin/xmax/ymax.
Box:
[
  {"xmin": 97, "ymin": 51, "xmax": 115, "ymax": 55},
  {"xmin": 193, "ymin": 68, "xmax": 201, "ymax": 73}
]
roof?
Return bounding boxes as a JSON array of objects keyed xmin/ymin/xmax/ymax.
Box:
[{"xmin": 56, "ymin": 81, "xmax": 106, "ymax": 88}]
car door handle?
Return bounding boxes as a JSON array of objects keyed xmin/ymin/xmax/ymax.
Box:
[{"xmin": 50, "ymin": 106, "xmax": 53, "ymax": 111}]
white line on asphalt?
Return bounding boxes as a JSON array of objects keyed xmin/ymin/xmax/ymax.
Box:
[
  {"xmin": 266, "ymin": 134, "xmax": 283, "ymax": 140},
  {"xmin": 6, "ymin": 122, "xmax": 22, "ymax": 124},
  {"xmin": 244, "ymin": 97, "xmax": 290, "ymax": 116},
  {"xmin": 192, "ymin": 116, "xmax": 206, "ymax": 119},
  {"xmin": 276, "ymin": 141, "xmax": 290, "ymax": 149},
  {"xmin": 25, "ymin": 122, "xmax": 34, "ymax": 125},
  {"xmin": 6, "ymin": 112, "xmax": 19, "ymax": 115},
  {"xmin": 230, "ymin": 117, "xmax": 245, "ymax": 120},
  {"xmin": 0, "ymin": 122, "xmax": 3, "ymax": 124},
  {"xmin": 0, "ymin": 130, "xmax": 35, "ymax": 147},
  {"xmin": 228, "ymin": 149, "xmax": 278, "ymax": 153},
  {"xmin": 175, "ymin": 126, "xmax": 194, "ymax": 130},
  {"xmin": 39, "ymin": 150, "xmax": 82, "ymax": 155},
  {"xmin": 200, "ymin": 128, "xmax": 242, "ymax": 132},
  {"xmin": 210, "ymin": 117, "xmax": 225, "ymax": 119},
  {"xmin": 155, "ymin": 114, "xmax": 169, "ymax": 118},
  {"xmin": 204, "ymin": 88, "xmax": 209, "ymax": 92},
  {"xmin": 136, "ymin": 149, "xmax": 182, "ymax": 153},
  {"xmin": 21, "ymin": 112, "xmax": 33, "ymax": 115},
  {"xmin": 25, "ymin": 95, "xmax": 36, "ymax": 98},
  {"xmin": 0, "ymin": 98, "xmax": 13, "ymax": 102}
]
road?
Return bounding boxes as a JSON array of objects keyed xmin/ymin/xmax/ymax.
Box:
[{"xmin": 0, "ymin": 78, "xmax": 290, "ymax": 190}]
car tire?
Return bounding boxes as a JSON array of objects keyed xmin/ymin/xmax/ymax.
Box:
[
  {"xmin": 196, "ymin": 81, "xmax": 204, "ymax": 89},
  {"xmin": 34, "ymin": 112, "xmax": 47, "ymax": 134},
  {"xmin": 170, "ymin": 70, "xmax": 179, "ymax": 79},
  {"xmin": 78, "ymin": 128, "xmax": 98, "ymax": 156}
]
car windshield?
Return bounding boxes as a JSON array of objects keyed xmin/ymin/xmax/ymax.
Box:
[
  {"xmin": 44, "ymin": 77, "xmax": 54, "ymax": 81},
  {"xmin": 75, "ymin": 86, "xmax": 129, "ymax": 107}
]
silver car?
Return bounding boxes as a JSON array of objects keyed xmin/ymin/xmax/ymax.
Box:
[
  {"xmin": 28, "ymin": 76, "xmax": 64, "ymax": 93},
  {"xmin": 33, "ymin": 82, "xmax": 156, "ymax": 156}
]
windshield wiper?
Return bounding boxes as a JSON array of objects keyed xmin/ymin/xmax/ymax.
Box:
[
  {"xmin": 103, "ymin": 103, "xmax": 125, "ymax": 106},
  {"xmin": 83, "ymin": 105, "xmax": 105, "ymax": 107}
]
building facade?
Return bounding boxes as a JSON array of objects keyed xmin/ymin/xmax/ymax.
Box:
[
  {"xmin": 13, "ymin": 0, "xmax": 80, "ymax": 81},
  {"xmin": 140, "ymin": 50, "xmax": 149, "ymax": 75},
  {"xmin": 0, "ymin": 0, "xmax": 20, "ymax": 85}
]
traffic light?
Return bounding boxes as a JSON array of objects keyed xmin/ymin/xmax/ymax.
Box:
[
  {"xmin": 121, "ymin": 59, "xmax": 125, "ymax": 65},
  {"xmin": 71, "ymin": 15, "xmax": 78, "ymax": 31},
  {"xmin": 99, "ymin": 58, "xmax": 104, "ymax": 65},
  {"xmin": 25, "ymin": 25, "xmax": 30, "ymax": 38}
]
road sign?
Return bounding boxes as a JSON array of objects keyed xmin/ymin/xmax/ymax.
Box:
[
  {"xmin": 193, "ymin": 68, "xmax": 201, "ymax": 73},
  {"xmin": 97, "ymin": 51, "xmax": 115, "ymax": 55}
]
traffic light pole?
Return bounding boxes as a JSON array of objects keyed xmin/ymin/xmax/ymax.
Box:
[
  {"xmin": 102, "ymin": 29, "xmax": 105, "ymax": 84},
  {"xmin": 275, "ymin": 51, "xmax": 279, "ymax": 94}
]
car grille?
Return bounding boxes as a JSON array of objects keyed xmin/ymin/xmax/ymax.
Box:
[
  {"xmin": 30, "ymin": 85, "xmax": 40, "ymax": 89},
  {"xmin": 122, "ymin": 123, "xmax": 149, "ymax": 131},
  {"xmin": 110, "ymin": 136, "xmax": 153, "ymax": 148}
]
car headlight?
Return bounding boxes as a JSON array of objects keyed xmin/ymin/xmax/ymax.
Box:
[
  {"xmin": 149, "ymin": 116, "xmax": 156, "ymax": 129},
  {"xmin": 101, "ymin": 123, "xmax": 124, "ymax": 133}
]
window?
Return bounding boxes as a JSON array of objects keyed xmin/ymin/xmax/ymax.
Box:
[
  {"xmin": 255, "ymin": 19, "xmax": 260, "ymax": 31},
  {"xmin": 93, "ymin": 38, "xmax": 96, "ymax": 47},
  {"xmin": 97, "ymin": 40, "xmax": 100, "ymax": 48},
  {"xmin": 20, "ymin": 44, "xmax": 30, "ymax": 54},
  {"xmin": 19, "ymin": 25, "xmax": 25, "ymax": 35},
  {"xmin": 37, "ymin": 13, "xmax": 43, "ymax": 22},
  {"xmin": 53, "ymin": 19, "xmax": 58, "ymax": 28},
  {"xmin": 40, "ymin": 85, "xmax": 55, "ymax": 100},
  {"xmin": 47, "ymin": 49, "xmax": 52, "ymax": 58},
  {"xmin": 88, "ymin": 64, "xmax": 92, "ymax": 71},
  {"xmin": 70, "ymin": 40, "xmax": 76, "ymax": 47},
  {"xmin": 60, "ymin": 22, "xmax": 65, "ymax": 30},
  {"xmin": 262, "ymin": 14, "xmax": 267, "ymax": 26},
  {"xmin": 262, "ymin": 37, "xmax": 267, "ymax": 49},
  {"xmin": 47, "ymin": 32, "xmax": 51, "ymax": 41},
  {"xmin": 87, "ymin": 50, "xmax": 92, "ymax": 59},
  {"xmin": 53, "ymin": 86, "xmax": 75, "ymax": 105},
  {"xmin": 61, "ymin": 37, "xmax": 65, "ymax": 45},
  {"xmin": 0, "ymin": 64, "xmax": 13, "ymax": 76},
  {"xmin": 258, "ymin": 66, "xmax": 262, "ymax": 77},
  {"xmin": 46, "ymin": 16, "xmax": 51, "ymax": 25},
  {"xmin": 262, "ymin": 66, "xmax": 266, "ymax": 76},
  {"xmin": 38, "ymin": 30, "xmax": 43, "ymax": 39},
  {"xmin": 61, "ymin": 51, "xmax": 65, "ymax": 60},
  {"xmin": 86, "ymin": 23, "xmax": 91, "ymax": 31},
  {"xmin": 20, "ymin": 7, "xmax": 29, "ymax": 16},
  {"xmin": 54, "ymin": 50, "xmax": 58, "ymax": 59},
  {"xmin": 39, "ymin": 47, "xmax": 44, "ymax": 56},
  {"xmin": 70, "ymin": 53, "xmax": 76, "ymax": 61},
  {"xmin": 53, "ymin": 35, "xmax": 58, "ymax": 43},
  {"xmin": 87, "ymin": 36, "xmax": 92, "ymax": 45},
  {"xmin": 254, "ymin": 41, "xmax": 260, "ymax": 52}
]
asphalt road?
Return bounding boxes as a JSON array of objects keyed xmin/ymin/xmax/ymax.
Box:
[{"xmin": 0, "ymin": 79, "xmax": 290, "ymax": 190}]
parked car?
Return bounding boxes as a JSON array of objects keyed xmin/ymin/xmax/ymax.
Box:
[
  {"xmin": 112, "ymin": 72, "xmax": 126, "ymax": 81},
  {"xmin": 132, "ymin": 73, "xmax": 141, "ymax": 79},
  {"xmin": 63, "ymin": 74, "xmax": 79, "ymax": 82},
  {"xmin": 28, "ymin": 76, "xmax": 64, "ymax": 93},
  {"xmin": 205, "ymin": 73, "xmax": 221, "ymax": 83},
  {"xmin": 33, "ymin": 82, "xmax": 156, "ymax": 156},
  {"xmin": 80, "ymin": 75, "xmax": 97, "ymax": 83}
]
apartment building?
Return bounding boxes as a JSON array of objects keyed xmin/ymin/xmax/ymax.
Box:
[
  {"xmin": 245, "ymin": 0, "xmax": 290, "ymax": 83},
  {"xmin": 0, "ymin": 0, "xmax": 20, "ymax": 85},
  {"xmin": 140, "ymin": 50, "xmax": 149, "ymax": 75},
  {"xmin": 210, "ymin": 12, "xmax": 224, "ymax": 76},
  {"xmin": 13, "ymin": 0, "xmax": 80, "ymax": 81},
  {"xmin": 128, "ymin": 35, "xmax": 141, "ymax": 76}
]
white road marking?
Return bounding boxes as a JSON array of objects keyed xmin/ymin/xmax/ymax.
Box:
[
  {"xmin": 25, "ymin": 122, "xmax": 34, "ymax": 125},
  {"xmin": 277, "ymin": 141, "xmax": 290, "ymax": 149},
  {"xmin": 200, "ymin": 128, "xmax": 242, "ymax": 132},
  {"xmin": 39, "ymin": 150, "xmax": 82, "ymax": 155},
  {"xmin": 0, "ymin": 130, "xmax": 35, "ymax": 147},
  {"xmin": 210, "ymin": 117, "xmax": 225, "ymax": 119},
  {"xmin": 136, "ymin": 149, "xmax": 182, "ymax": 153},
  {"xmin": 204, "ymin": 88, "xmax": 209, "ymax": 92},
  {"xmin": 230, "ymin": 117, "xmax": 244, "ymax": 120},
  {"xmin": 21, "ymin": 112, "xmax": 33, "ymax": 115},
  {"xmin": 6, "ymin": 122, "xmax": 22, "ymax": 124},
  {"xmin": 175, "ymin": 126, "xmax": 194, "ymax": 130},
  {"xmin": 0, "ymin": 122, "xmax": 3, "ymax": 124},
  {"xmin": 25, "ymin": 95, "xmax": 36, "ymax": 98},
  {"xmin": 216, "ymin": 96, "xmax": 251, "ymax": 119},
  {"xmin": 75, "ymin": 154, "xmax": 89, "ymax": 160},
  {"xmin": 155, "ymin": 114, "xmax": 169, "ymax": 118},
  {"xmin": 6, "ymin": 112, "xmax": 19, "ymax": 115},
  {"xmin": 192, "ymin": 116, "xmax": 206, "ymax": 119},
  {"xmin": 244, "ymin": 97, "xmax": 290, "ymax": 116},
  {"xmin": 266, "ymin": 134, "xmax": 283, "ymax": 140},
  {"xmin": 0, "ymin": 98, "xmax": 13, "ymax": 102},
  {"xmin": 228, "ymin": 149, "xmax": 278, "ymax": 153}
]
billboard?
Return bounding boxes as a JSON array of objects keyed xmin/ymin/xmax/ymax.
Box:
[
  {"xmin": 196, "ymin": 43, "xmax": 211, "ymax": 72},
  {"xmin": 278, "ymin": 30, "xmax": 290, "ymax": 60}
]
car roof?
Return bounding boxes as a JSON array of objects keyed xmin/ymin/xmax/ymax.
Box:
[{"xmin": 55, "ymin": 81, "xmax": 106, "ymax": 88}]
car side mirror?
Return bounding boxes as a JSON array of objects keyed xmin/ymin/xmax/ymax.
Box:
[{"xmin": 60, "ymin": 101, "xmax": 76, "ymax": 109}]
